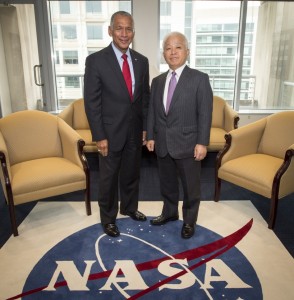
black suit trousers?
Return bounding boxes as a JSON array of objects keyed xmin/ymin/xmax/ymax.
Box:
[
  {"xmin": 98, "ymin": 127, "xmax": 142, "ymax": 225},
  {"xmin": 157, "ymin": 154, "xmax": 201, "ymax": 225}
]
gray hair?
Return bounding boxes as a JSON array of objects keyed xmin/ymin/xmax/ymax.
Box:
[
  {"xmin": 110, "ymin": 11, "xmax": 134, "ymax": 29},
  {"xmin": 162, "ymin": 32, "xmax": 189, "ymax": 49}
]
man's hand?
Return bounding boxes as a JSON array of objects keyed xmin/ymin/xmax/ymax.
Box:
[
  {"xmin": 146, "ymin": 140, "xmax": 155, "ymax": 152},
  {"xmin": 194, "ymin": 144, "xmax": 207, "ymax": 161},
  {"xmin": 96, "ymin": 139, "xmax": 108, "ymax": 157}
]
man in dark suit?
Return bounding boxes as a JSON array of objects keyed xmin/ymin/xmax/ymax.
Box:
[
  {"xmin": 84, "ymin": 11, "xmax": 150, "ymax": 237},
  {"xmin": 146, "ymin": 32, "xmax": 213, "ymax": 239}
]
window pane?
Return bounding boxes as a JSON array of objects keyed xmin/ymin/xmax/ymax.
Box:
[
  {"xmin": 61, "ymin": 25, "xmax": 77, "ymax": 39},
  {"xmin": 85, "ymin": 1, "xmax": 101, "ymax": 14},
  {"xmin": 161, "ymin": 0, "xmax": 171, "ymax": 16},
  {"xmin": 119, "ymin": 1, "xmax": 132, "ymax": 11},
  {"xmin": 49, "ymin": 1, "xmax": 132, "ymax": 109},
  {"xmin": 63, "ymin": 50, "xmax": 78, "ymax": 64},
  {"xmin": 160, "ymin": 1, "xmax": 241, "ymax": 103},
  {"xmin": 60, "ymin": 1, "xmax": 70, "ymax": 14},
  {"xmin": 160, "ymin": 24, "xmax": 171, "ymax": 40},
  {"xmin": 242, "ymin": 1, "xmax": 294, "ymax": 110},
  {"xmin": 87, "ymin": 23, "xmax": 103, "ymax": 40},
  {"xmin": 65, "ymin": 76, "xmax": 80, "ymax": 88},
  {"xmin": 160, "ymin": 0, "xmax": 294, "ymax": 111},
  {"xmin": 54, "ymin": 51, "xmax": 60, "ymax": 64},
  {"xmin": 52, "ymin": 24, "xmax": 58, "ymax": 39}
]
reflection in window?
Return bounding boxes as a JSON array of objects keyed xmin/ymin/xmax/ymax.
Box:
[
  {"xmin": 247, "ymin": 1, "xmax": 294, "ymax": 109},
  {"xmin": 223, "ymin": 23, "xmax": 239, "ymax": 31},
  {"xmin": 63, "ymin": 51, "xmax": 78, "ymax": 64},
  {"xmin": 61, "ymin": 25, "xmax": 77, "ymax": 39},
  {"xmin": 52, "ymin": 24, "xmax": 58, "ymax": 39},
  {"xmin": 60, "ymin": 1, "xmax": 70, "ymax": 14},
  {"xmin": 160, "ymin": 0, "xmax": 294, "ymax": 111},
  {"xmin": 161, "ymin": 0, "xmax": 171, "ymax": 16},
  {"xmin": 55, "ymin": 51, "xmax": 60, "ymax": 64},
  {"xmin": 160, "ymin": 24, "xmax": 171, "ymax": 41},
  {"xmin": 119, "ymin": 1, "xmax": 131, "ymax": 11},
  {"xmin": 65, "ymin": 76, "xmax": 80, "ymax": 88},
  {"xmin": 87, "ymin": 24, "xmax": 103, "ymax": 40},
  {"xmin": 85, "ymin": 1, "xmax": 101, "ymax": 14},
  {"xmin": 223, "ymin": 35, "xmax": 238, "ymax": 43}
]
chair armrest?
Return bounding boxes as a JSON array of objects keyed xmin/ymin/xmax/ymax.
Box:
[
  {"xmin": 221, "ymin": 117, "xmax": 267, "ymax": 164},
  {"xmin": 58, "ymin": 104, "xmax": 74, "ymax": 128},
  {"xmin": 0, "ymin": 150, "xmax": 12, "ymax": 202},
  {"xmin": 0, "ymin": 132, "xmax": 11, "ymax": 178},
  {"xmin": 224, "ymin": 104, "xmax": 239, "ymax": 132},
  {"xmin": 275, "ymin": 147, "xmax": 294, "ymax": 199},
  {"xmin": 57, "ymin": 117, "xmax": 84, "ymax": 168},
  {"xmin": 0, "ymin": 132, "xmax": 12, "ymax": 202}
]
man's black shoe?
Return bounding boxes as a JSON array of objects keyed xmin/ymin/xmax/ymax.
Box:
[
  {"xmin": 121, "ymin": 210, "xmax": 147, "ymax": 221},
  {"xmin": 150, "ymin": 214, "xmax": 179, "ymax": 225},
  {"xmin": 181, "ymin": 223, "xmax": 195, "ymax": 239},
  {"xmin": 103, "ymin": 223, "xmax": 120, "ymax": 237}
]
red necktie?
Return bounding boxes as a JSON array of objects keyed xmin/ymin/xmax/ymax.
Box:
[{"xmin": 122, "ymin": 54, "xmax": 133, "ymax": 100}]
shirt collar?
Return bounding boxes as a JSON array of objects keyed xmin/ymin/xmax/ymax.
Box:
[
  {"xmin": 169, "ymin": 64, "xmax": 186, "ymax": 77},
  {"xmin": 111, "ymin": 42, "xmax": 131, "ymax": 61}
]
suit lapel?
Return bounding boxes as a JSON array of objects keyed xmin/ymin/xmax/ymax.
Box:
[
  {"xmin": 168, "ymin": 66, "xmax": 190, "ymax": 112},
  {"xmin": 105, "ymin": 45, "xmax": 130, "ymax": 97},
  {"xmin": 130, "ymin": 49, "xmax": 140, "ymax": 101},
  {"xmin": 159, "ymin": 72, "xmax": 168, "ymax": 116}
]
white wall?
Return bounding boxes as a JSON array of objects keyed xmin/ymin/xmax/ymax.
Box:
[
  {"xmin": 133, "ymin": 0, "xmax": 160, "ymax": 81},
  {"xmin": 0, "ymin": 6, "xmax": 27, "ymax": 114},
  {"xmin": 0, "ymin": 12, "xmax": 12, "ymax": 116}
]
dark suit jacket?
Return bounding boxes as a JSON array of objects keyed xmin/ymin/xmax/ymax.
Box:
[
  {"xmin": 147, "ymin": 66, "xmax": 213, "ymax": 159},
  {"xmin": 84, "ymin": 44, "xmax": 150, "ymax": 151}
]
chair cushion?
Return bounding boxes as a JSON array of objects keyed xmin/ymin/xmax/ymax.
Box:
[
  {"xmin": 219, "ymin": 153, "xmax": 283, "ymax": 198},
  {"xmin": 11, "ymin": 157, "xmax": 86, "ymax": 205}
]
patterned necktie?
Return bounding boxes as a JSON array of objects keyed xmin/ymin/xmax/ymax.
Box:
[
  {"xmin": 122, "ymin": 54, "xmax": 133, "ymax": 100},
  {"xmin": 166, "ymin": 71, "xmax": 177, "ymax": 113}
]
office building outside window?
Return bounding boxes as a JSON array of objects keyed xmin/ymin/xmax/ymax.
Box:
[
  {"xmin": 49, "ymin": 1, "xmax": 132, "ymax": 108},
  {"xmin": 160, "ymin": 0, "xmax": 294, "ymax": 111}
]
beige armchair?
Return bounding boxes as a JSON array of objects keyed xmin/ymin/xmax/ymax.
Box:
[
  {"xmin": 0, "ymin": 110, "xmax": 92, "ymax": 236},
  {"xmin": 214, "ymin": 111, "xmax": 294, "ymax": 229},
  {"xmin": 58, "ymin": 98, "xmax": 97, "ymax": 152},
  {"xmin": 208, "ymin": 96, "xmax": 239, "ymax": 151}
]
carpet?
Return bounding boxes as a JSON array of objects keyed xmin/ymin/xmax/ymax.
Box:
[{"xmin": 0, "ymin": 200, "xmax": 293, "ymax": 300}]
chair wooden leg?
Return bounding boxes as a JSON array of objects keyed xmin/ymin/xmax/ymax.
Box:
[
  {"xmin": 268, "ymin": 195, "xmax": 278, "ymax": 229},
  {"xmin": 214, "ymin": 148, "xmax": 225, "ymax": 203},
  {"xmin": 85, "ymin": 188, "xmax": 91, "ymax": 216},
  {"xmin": 85, "ymin": 171, "xmax": 91, "ymax": 215},
  {"xmin": 214, "ymin": 177, "xmax": 221, "ymax": 202},
  {"xmin": 78, "ymin": 140, "xmax": 92, "ymax": 216},
  {"xmin": 8, "ymin": 200, "xmax": 18, "ymax": 236}
]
